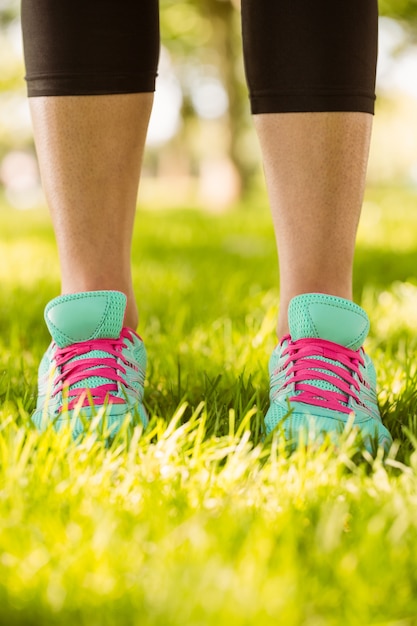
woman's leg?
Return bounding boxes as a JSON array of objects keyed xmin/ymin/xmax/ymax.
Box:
[
  {"xmin": 242, "ymin": 0, "xmax": 377, "ymax": 338},
  {"xmin": 241, "ymin": 0, "xmax": 392, "ymax": 449},
  {"xmin": 22, "ymin": 0, "xmax": 160, "ymax": 330},
  {"xmin": 254, "ymin": 111, "xmax": 372, "ymax": 338},
  {"xmin": 21, "ymin": 0, "xmax": 160, "ymax": 432},
  {"xmin": 28, "ymin": 93, "xmax": 152, "ymax": 329}
]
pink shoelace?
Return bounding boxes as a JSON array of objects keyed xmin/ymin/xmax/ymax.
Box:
[
  {"xmin": 280, "ymin": 336, "xmax": 366, "ymax": 414},
  {"xmin": 52, "ymin": 328, "xmax": 138, "ymax": 411}
]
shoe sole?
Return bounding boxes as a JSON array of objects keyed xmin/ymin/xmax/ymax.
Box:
[
  {"xmin": 32, "ymin": 402, "xmax": 148, "ymax": 439},
  {"xmin": 265, "ymin": 404, "xmax": 393, "ymax": 455}
]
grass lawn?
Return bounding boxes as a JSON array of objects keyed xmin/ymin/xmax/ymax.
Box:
[{"xmin": 1, "ymin": 186, "xmax": 417, "ymax": 624}]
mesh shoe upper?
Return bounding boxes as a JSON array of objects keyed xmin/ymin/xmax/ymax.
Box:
[
  {"xmin": 265, "ymin": 293, "xmax": 393, "ymax": 451},
  {"xmin": 32, "ymin": 290, "xmax": 147, "ymax": 436}
]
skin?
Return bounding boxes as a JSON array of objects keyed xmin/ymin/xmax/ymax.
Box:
[
  {"xmin": 29, "ymin": 93, "xmax": 154, "ymax": 329},
  {"xmin": 30, "ymin": 96, "xmax": 372, "ymax": 340},
  {"xmin": 254, "ymin": 111, "xmax": 373, "ymax": 338}
]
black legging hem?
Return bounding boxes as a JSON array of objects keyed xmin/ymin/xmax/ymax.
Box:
[
  {"xmin": 250, "ymin": 92, "xmax": 376, "ymax": 115},
  {"xmin": 21, "ymin": 0, "xmax": 378, "ymax": 114},
  {"xmin": 25, "ymin": 73, "xmax": 157, "ymax": 98}
]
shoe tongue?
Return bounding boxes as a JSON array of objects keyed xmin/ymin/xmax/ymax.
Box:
[
  {"xmin": 288, "ymin": 293, "xmax": 369, "ymax": 351},
  {"xmin": 44, "ymin": 291, "xmax": 127, "ymax": 348}
]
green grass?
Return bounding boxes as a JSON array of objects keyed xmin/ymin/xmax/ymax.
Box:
[{"xmin": 1, "ymin": 186, "xmax": 417, "ymax": 624}]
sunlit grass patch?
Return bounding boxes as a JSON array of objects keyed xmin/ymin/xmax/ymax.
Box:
[
  {"xmin": 364, "ymin": 281, "xmax": 417, "ymax": 338},
  {"xmin": 1, "ymin": 188, "xmax": 417, "ymax": 623},
  {"xmin": 0, "ymin": 409, "xmax": 417, "ymax": 625}
]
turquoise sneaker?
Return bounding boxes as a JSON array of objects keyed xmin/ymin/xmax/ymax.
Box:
[
  {"xmin": 265, "ymin": 293, "xmax": 392, "ymax": 453},
  {"xmin": 32, "ymin": 290, "xmax": 147, "ymax": 437}
]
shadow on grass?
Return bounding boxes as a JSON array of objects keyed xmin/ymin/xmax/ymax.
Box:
[{"xmin": 354, "ymin": 245, "xmax": 417, "ymax": 298}]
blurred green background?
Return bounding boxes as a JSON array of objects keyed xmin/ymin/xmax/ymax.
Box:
[{"xmin": 1, "ymin": 0, "xmax": 417, "ymax": 211}]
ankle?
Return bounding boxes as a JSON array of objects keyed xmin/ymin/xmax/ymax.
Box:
[{"xmin": 124, "ymin": 306, "xmax": 139, "ymax": 330}]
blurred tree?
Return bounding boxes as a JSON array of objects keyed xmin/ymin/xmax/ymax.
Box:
[
  {"xmin": 380, "ymin": 0, "xmax": 417, "ymax": 22},
  {"xmin": 0, "ymin": 0, "xmax": 18, "ymax": 26},
  {"xmin": 161, "ymin": 0, "xmax": 253, "ymax": 193},
  {"xmin": 199, "ymin": 0, "xmax": 253, "ymax": 192}
]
